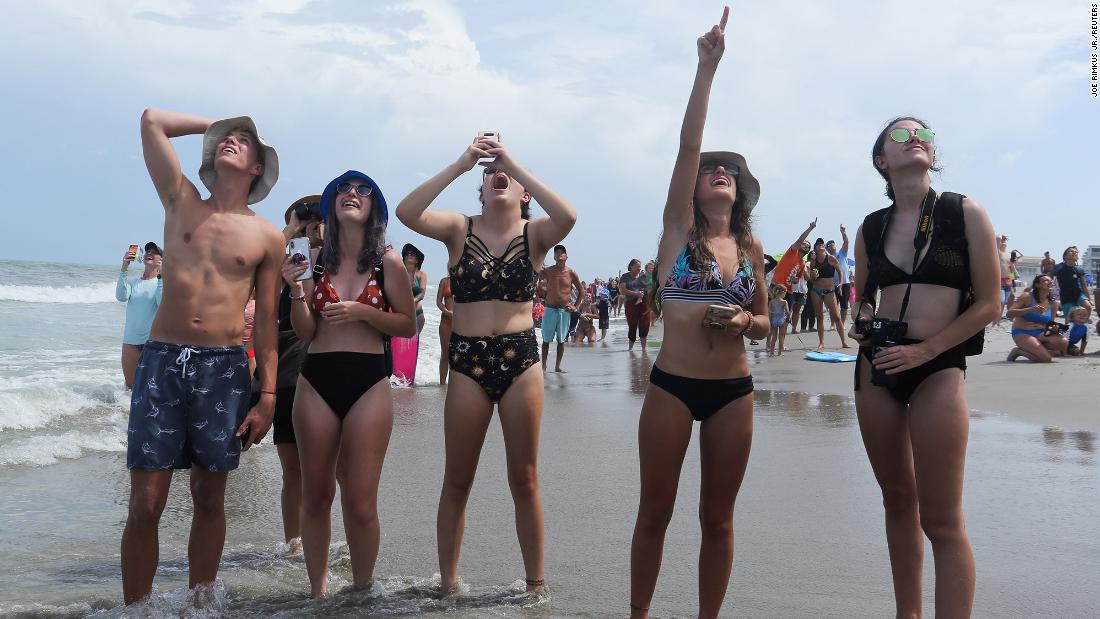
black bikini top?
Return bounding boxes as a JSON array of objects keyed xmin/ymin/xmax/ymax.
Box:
[
  {"xmin": 863, "ymin": 191, "xmax": 971, "ymax": 292},
  {"xmin": 812, "ymin": 255, "xmax": 836, "ymax": 280},
  {"xmin": 449, "ymin": 217, "xmax": 538, "ymax": 304}
]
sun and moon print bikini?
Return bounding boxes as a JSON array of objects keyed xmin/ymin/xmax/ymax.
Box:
[
  {"xmin": 299, "ymin": 248, "xmax": 391, "ymax": 419},
  {"xmin": 649, "ymin": 242, "xmax": 757, "ymax": 422},
  {"xmin": 447, "ymin": 217, "xmax": 541, "ymax": 403}
]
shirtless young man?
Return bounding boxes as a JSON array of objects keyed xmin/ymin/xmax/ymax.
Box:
[
  {"xmin": 121, "ymin": 109, "xmax": 285, "ymax": 605},
  {"xmin": 540, "ymin": 244, "xmax": 583, "ymax": 372}
]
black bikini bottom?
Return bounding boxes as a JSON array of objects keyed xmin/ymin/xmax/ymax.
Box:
[
  {"xmin": 854, "ymin": 338, "xmax": 966, "ymax": 404},
  {"xmin": 300, "ymin": 352, "xmax": 388, "ymax": 419},
  {"xmin": 649, "ymin": 365, "xmax": 754, "ymax": 422},
  {"xmin": 449, "ymin": 330, "xmax": 540, "ymax": 403}
]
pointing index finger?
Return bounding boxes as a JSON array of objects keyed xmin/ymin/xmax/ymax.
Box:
[{"xmin": 719, "ymin": 6, "xmax": 729, "ymax": 32}]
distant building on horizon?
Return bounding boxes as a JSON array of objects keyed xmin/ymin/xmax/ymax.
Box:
[{"xmin": 1082, "ymin": 245, "xmax": 1100, "ymax": 280}]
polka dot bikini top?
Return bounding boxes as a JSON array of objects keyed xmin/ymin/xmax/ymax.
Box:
[{"xmin": 311, "ymin": 252, "xmax": 389, "ymax": 313}]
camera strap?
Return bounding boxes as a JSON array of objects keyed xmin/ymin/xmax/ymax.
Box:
[{"xmin": 882, "ymin": 187, "xmax": 938, "ymax": 323}]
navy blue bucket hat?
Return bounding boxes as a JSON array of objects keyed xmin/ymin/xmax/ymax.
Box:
[{"xmin": 320, "ymin": 170, "xmax": 388, "ymax": 223}]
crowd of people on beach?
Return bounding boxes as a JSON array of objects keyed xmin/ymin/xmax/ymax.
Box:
[{"xmin": 110, "ymin": 8, "xmax": 1098, "ymax": 618}]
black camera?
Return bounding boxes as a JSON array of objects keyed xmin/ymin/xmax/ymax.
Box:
[
  {"xmin": 855, "ymin": 318, "xmax": 908, "ymax": 388},
  {"xmin": 1044, "ymin": 320, "xmax": 1069, "ymax": 336},
  {"xmin": 293, "ymin": 201, "xmax": 323, "ymax": 222}
]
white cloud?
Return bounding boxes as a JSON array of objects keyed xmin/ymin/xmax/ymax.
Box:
[{"xmin": 0, "ymin": 0, "xmax": 1091, "ymax": 271}]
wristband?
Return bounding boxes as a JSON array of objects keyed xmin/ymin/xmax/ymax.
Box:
[
  {"xmin": 260, "ymin": 389, "xmax": 276, "ymax": 396},
  {"xmin": 289, "ymin": 291, "xmax": 306, "ymax": 301}
]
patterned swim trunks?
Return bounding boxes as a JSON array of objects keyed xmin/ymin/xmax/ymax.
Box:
[{"xmin": 127, "ymin": 341, "xmax": 251, "ymax": 472}]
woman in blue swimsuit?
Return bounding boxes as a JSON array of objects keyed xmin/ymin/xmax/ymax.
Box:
[
  {"xmin": 1007, "ymin": 274, "xmax": 1067, "ymax": 362},
  {"xmin": 629, "ymin": 9, "xmax": 769, "ymax": 618}
]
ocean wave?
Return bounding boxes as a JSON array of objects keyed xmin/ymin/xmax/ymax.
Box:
[
  {"xmin": 0, "ymin": 369, "xmax": 126, "ymax": 432},
  {"xmin": 0, "ymin": 429, "xmax": 126, "ymax": 467},
  {"xmin": 0, "ymin": 281, "xmax": 119, "ymax": 304}
]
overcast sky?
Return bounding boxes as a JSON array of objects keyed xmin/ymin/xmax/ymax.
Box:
[{"xmin": 1, "ymin": 0, "xmax": 1094, "ymax": 279}]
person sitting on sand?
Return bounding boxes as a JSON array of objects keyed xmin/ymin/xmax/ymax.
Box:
[
  {"xmin": 850, "ymin": 115, "xmax": 999, "ymax": 617},
  {"xmin": 122, "ymin": 110, "xmax": 284, "ymax": 605},
  {"xmin": 396, "ymin": 132, "xmax": 576, "ymax": 595},
  {"xmin": 767, "ymin": 285, "xmax": 790, "ymax": 355},
  {"xmin": 807, "ymin": 237, "xmax": 850, "ymax": 350},
  {"xmin": 575, "ymin": 293, "xmax": 598, "ymax": 344},
  {"xmin": 1066, "ymin": 306, "xmax": 1090, "ymax": 356},
  {"xmin": 629, "ymin": 9, "xmax": 769, "ymax": 617},
  {"xmin": 282, "ymin": 170, "xmax": 417, "ymax": 598},
  {"xmin": 116, "ymin": 241, "xmax": 163, "ymax": 390},
  {"xmin": 1007, "ymin": 275, "xmax": 1066, "ymax": 362}
]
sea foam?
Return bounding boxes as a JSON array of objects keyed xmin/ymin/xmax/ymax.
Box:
[{"xmin": 0, "ymin": 282, "xmax": 118, "ymax": 304}]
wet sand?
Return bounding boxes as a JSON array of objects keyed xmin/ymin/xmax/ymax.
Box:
[
  {"xmin": 1, "ymin": 327, "xmax": 1097, "ymax": 617},
  {"xmin": 756, "ymin": 322, "xmax": 1100, "ymax": 433}
]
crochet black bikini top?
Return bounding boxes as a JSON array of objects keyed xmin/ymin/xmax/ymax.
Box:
[{"xmin": 449, "ymin": 217, "xmax": 538, "ymax": 303}]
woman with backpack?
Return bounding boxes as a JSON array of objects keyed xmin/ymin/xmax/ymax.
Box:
[{"xmin": 850, "ymin": 118, "xmax": 1000, "ymax": 617}]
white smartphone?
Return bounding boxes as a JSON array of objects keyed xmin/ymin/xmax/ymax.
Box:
[
  {"xmin": 287, "ymin": 237, "xmax": 313, "ymax": 282},
  {"xmin": 477, "ymin": 131, "xmax": 499, "ymax": 162}
]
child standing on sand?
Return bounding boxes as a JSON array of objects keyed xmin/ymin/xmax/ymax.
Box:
[{"xmin": 767, "ymin": 285, "xmax": 790, "ymax": 355}]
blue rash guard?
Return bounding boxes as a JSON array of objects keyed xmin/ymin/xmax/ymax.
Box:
[{"xmin": 116, "ymin": 271, "xmax": 163, "ymax": 345}]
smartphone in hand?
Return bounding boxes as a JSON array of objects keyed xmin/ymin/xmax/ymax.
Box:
[
  {"xmin": 478, "ymin": 131, "xmax": 499, "ymax": 162},
  {"xmin": 287, "ymin": 237, "xmax": 313, "ymax": 281},
  {"xmin": 704, "ymin": 304, "xmax": 740, "ymax": 329}
]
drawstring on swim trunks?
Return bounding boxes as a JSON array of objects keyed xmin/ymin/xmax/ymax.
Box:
[{"xmin": 175, "ymin": 347, "xmax": 201, "ymax": 375}]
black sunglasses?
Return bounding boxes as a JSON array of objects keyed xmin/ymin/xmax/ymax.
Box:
[
  {"xmin": 336, "ymin": 182, "xmax": 373, "ymax": 197},
  {"xmin": 699, "ymin": 161, "xmax": 740, "ymax": 176}
]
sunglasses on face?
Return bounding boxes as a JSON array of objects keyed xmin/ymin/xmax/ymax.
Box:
[
  {"xmin": 889, "ymin": 128, "xmax": 935, "ymax": 143},
  {"xmin": 336, "ymin": 182, "xmax": 373, "ymax": 197},
  {"xmin": 699, "ymin": 161, "xmax": 739, "ymax": 176}
]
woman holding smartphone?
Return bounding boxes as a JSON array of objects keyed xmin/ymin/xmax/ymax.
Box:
[
  {"xmin": 850, "ymin": 117, "xmax": 999, "ymax": 617},
  {"xmin": 116, "ymin": 242, "xmax": 163, "ymax": 389},
  {"xmin": 629, "ymin": 8, "xmax": 768, "ymax": 618},
  {"xmin": 281, "ymin": 170, "xmax": 416, "ymax": 598},
  {"xmin": 396, "ymin": 133, "xmax": 576, "ymax": 594}
]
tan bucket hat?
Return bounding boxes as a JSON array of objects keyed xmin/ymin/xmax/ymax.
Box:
[{"xmin": 198, "ymin": 116, "xmax": 279, "ymax": 204}]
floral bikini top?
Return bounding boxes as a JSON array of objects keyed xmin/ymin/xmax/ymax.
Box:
[
  {"xmin": 660, "ymin": 242, "xmax": 756, "ymax": 309},
  {"xmin": 310, "ymin": 247, "xmax": 391, "ymax": 313}
]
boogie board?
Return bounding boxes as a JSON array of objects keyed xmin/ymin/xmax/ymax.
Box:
[
  {"xmin": 392, "ymin": 331, "xmax": 420, "ymax": 384},
  {"xmin": 804, "ymin": 351, "xmax": 857, "ymax": 363}
]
